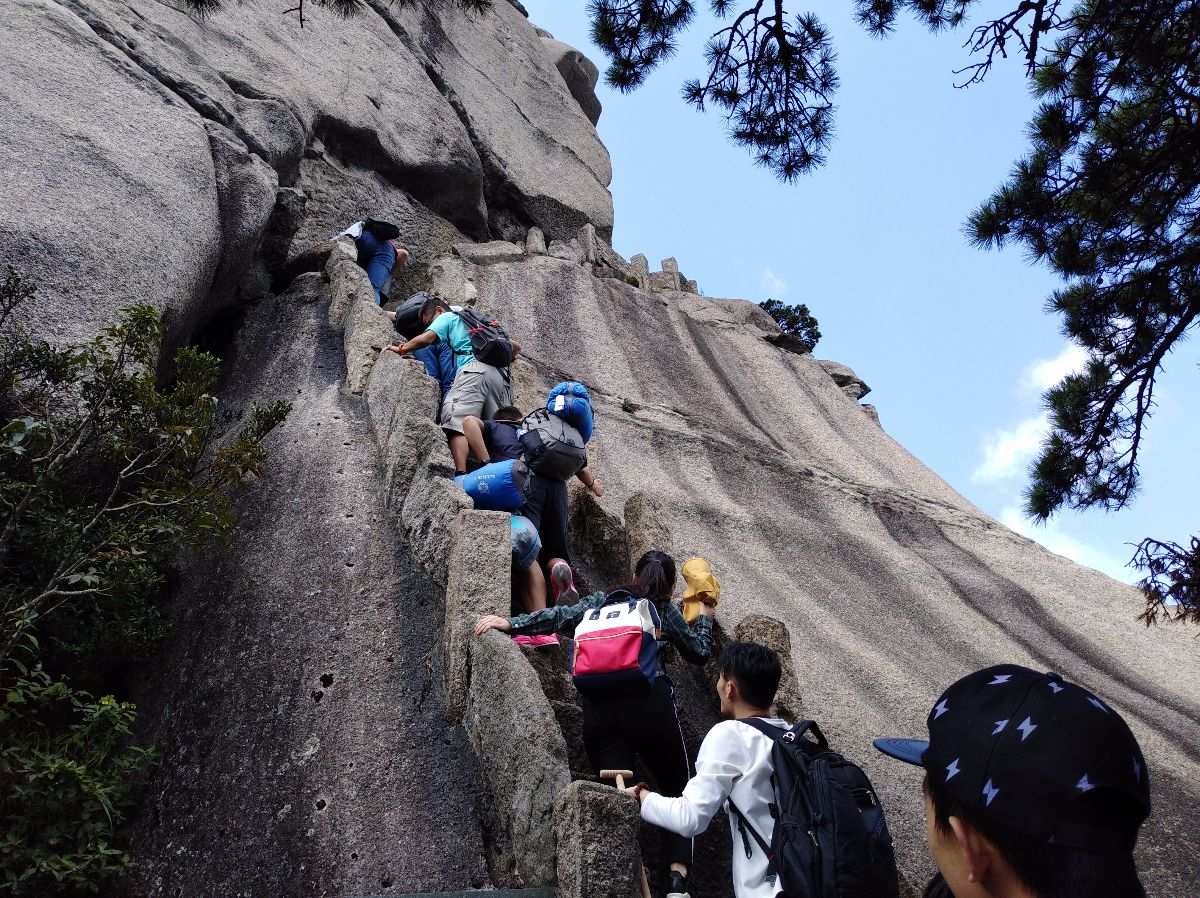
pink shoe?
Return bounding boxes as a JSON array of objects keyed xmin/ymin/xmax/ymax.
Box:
[
  {"xmin": 512, "ymin": 635, "xmax": 536, "ymax": 646},
  {"xmin": 548, "ymin": 558, "xmax": 578, "ymax": 605},
  {"xmin": 526, "ymin": 634, "xmax": 560, "ymax": 648}
]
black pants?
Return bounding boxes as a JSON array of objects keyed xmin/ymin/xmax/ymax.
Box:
[
  {"xmin": 581, "ymin": 678, "xmax": 693, "ymax": 868},
  {"xmin": 520, "ymin": 474, "xmax": 570, "ymax": 566}
]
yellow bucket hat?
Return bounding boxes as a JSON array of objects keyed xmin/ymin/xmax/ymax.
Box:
[{"xmin": 681, "ymin": 557, "xmax": 720, "ymax": 622}]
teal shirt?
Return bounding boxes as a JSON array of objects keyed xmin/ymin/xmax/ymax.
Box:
[{"xmin": 426, "ymin": 310, "xmax": 475, "ymax": 370}]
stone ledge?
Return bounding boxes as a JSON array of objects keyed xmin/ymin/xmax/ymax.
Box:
[{"xmin": 555, "ymin": 781, "xmax": 641, "ymax": 898}]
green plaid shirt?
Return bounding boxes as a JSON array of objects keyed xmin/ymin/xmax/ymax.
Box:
[{"xmin": 510, "ymin": 590, "xmax": 714, "ymax": 663}]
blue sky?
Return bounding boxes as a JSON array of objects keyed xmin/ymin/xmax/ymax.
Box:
[{"xmin": 524, "ymin": 0, "xmax": 1199, "ymax": 585}]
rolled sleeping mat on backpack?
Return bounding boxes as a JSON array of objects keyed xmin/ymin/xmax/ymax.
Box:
[
  {"xmin": 546, "ymin": 381, "xmax": 594, "ymax": 443},
  {"xmin": 453, "ymin": 458, "xmax": 528, "ymax": 511},
  {"xmin": 519, "ymin": 409, "xmax": 588, "ymax": 480},
  {"xmin": 392, "ymin": 291, "xmax": 431, "ymax": 339}
]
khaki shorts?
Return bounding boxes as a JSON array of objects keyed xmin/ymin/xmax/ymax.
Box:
[{"xmin": 440, "ymin": 359, "xmax": 512, "ymax": 434}]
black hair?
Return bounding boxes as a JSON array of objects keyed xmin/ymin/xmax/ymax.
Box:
[
  {"xmin": 718, "ymin": 642, "xmax": 781, "ymax": 710},
  {"xmin": 420, "ymin": 295, "xmax": 448, "ymax": 320},
  {"xmin": 493, "ymin": 405, "xmax": 524, "ymax": 422},
  {"xmin": 922, "ymin": 770, "xmax": 1146, "ymax": 898},
  {"xmin": 628, "ymin": 550, "xmax": 676, "ymax": 603}
]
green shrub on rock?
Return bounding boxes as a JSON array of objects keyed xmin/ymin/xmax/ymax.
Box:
[{"xmin": 0, "ymin": 266, "xmax": 289, "ymax": 895}]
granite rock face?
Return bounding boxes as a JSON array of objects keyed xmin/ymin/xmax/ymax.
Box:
[
  {"xmin": 127, "ymin": 280, "xmax": 489, "ymax": 897},
  {"xmin": 541, "ymin": 36, "xmax": 603, "ymax": 125},
  {"xmin": 555, "ymin": 782, "xmax": 641, "ymax": 898},
  {"xmin": 6, "ymin": 1, "xmax": 1200, "ymax": 895},
  {"xmin": 735, "ymin": 614, "xmax": 804, "ymax": 722},
  {"xmin": 466, "ymin": 632, "xmax": 572, "ymax": 887},
  {"xmin": 455, "ymin": 255, "xmax": 1200, "ymax": 895},
  {"xmin": 0, "ymin": 0, "xmax": 611, "ymax": 347}
]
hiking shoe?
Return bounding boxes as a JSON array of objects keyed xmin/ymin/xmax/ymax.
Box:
[
  {"xmin": 666, "ymin": 871, "xmax": 690, "ymax": 898},
  {"xmin": 548, "ymin": 558, "xmax": 578, "ymax": 605}
]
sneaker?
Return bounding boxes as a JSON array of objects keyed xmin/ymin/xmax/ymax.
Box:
[
  {"xmin": 512, "ymin": 635, "xmax": 536, "ymax": 647},
  {"xmin": 548, "ymin": 558, "xmax": 578, "ymax": 605},
  {"xmin": 526, "ymin": 634, "xmax": 560, "ymax": 648},
  {"xmin": 666, "ymin": 871, "xmax": 690, "ymax": 898}
]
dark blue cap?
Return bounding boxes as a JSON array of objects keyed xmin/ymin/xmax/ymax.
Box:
[{"xmin": 874, "ymin": 664, "xmax": 1151, "ymax": 851}]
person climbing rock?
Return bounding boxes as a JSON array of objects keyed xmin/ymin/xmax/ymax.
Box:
[
  {"xmin": 474, "ymin": 551, "xmax": 713, "ymax": 898},
  {"xmin": 462, "ymin": 405, "xmax": 602, "ymax": 572},
  {"xmin": 508, "ymin": 515, "xmax": 557, "ymax": 648},
  {"xmin": 874, "ymin": 664, "xmax": 1153, "ymax": 898},
  {"xmin": 627, "ymin": 641, "xmax": 786, "ymax": 898},
  {"xmin": 385, "ymin": 295, "xmax": 521, "ymax": 474},
  {"xmin": 334, "ymin": 218, "xmax": 410, "ymax": 304}
]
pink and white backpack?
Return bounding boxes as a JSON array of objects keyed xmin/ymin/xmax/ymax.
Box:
[{"xmin": 571, "ymin": 590, "xmax": 663, "ymax": 695}]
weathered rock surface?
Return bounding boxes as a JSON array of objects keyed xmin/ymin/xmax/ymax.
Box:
[
  {"xmin": 624, "ymin": 491, "xmax": 673, "ymax": 575},
  {"xmin": 735, "ymin": 614, "xmax": 804, "ymax": 722},
  {"xmin": 541, "ymin": 36, "xmax": 603, "ymax": 125},
  {"xmin": 456, "ymin": 240, "xmax": 527, "ymax": 265},
  {"xmin": 7, "ymin": 1, "xmax": 1200, "ymax": 894},
  {"xmin": 342, "ymin": 301, "xmax": 395, "ymax": 395},
  {"xmin": 467, "ymin": 632, "xmax": 572, "ymax": 886},
  {"xmin": 817, "ymin": 358, "xmax": 872, "ymax": 400},
  {"xmin": 0, "ymin": 0, "xmax": 610, "ymax": 348},
  {"xmin": 128, "ymin": 280, "xmax": 488, "ymax": 897},
  {"xmin": 452, "ymin": 255, "xmax": 1200, "ymax": 894},
  {"xmin": 444, "ymin": 510, "xmax": 512, "ymax": 722},
  {"xmin": 555, "ymin": 782, "xmax": 641, "ymax": 898}
]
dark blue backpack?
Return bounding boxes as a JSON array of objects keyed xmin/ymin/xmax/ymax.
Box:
[{"xmin": 729, "ymin": 718, "xmax": 899, "ymax": 898}]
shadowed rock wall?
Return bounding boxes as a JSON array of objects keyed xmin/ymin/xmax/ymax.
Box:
[{"xmin": 129, "ymin": 276, "xmax": 490, "ymax": 897}]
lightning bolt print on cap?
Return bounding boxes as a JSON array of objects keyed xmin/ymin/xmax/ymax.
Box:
[{"xmin": 874, "ymin": 664, "xmax": 1151, "ymax": 851}]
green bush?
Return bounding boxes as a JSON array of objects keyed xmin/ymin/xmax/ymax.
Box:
[
  {"xmin": 0, "ymin": 266, "xmax": 289, "ymax": 894},
  {"xmin": 759, "ymin": 298, "xmax": 822, "ymax": 352},
  {"xmin": 0, "ymin": 669, "xmax": 153, "ymax": 894}
]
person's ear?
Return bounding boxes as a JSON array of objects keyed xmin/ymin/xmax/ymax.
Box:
[{"xmin": 947, "ymin": 816, "xmax": 995, "ymax": 885}]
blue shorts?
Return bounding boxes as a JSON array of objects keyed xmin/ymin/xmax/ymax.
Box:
[{"xmin": 510, "ymin": 515, "xmax": 542, "ymax": 570}]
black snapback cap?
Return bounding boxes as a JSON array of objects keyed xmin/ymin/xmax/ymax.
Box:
[{"xmin": 874, "ymin": 664, "xmax": 1151, "ymax": 851}]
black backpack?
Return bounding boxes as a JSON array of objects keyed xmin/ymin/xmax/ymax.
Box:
[
  {"xmin": 728, "ymin": 718, "xmax": 899, "ymax": 898},
  {"xmin": 392, "ymin": 291, "xmax": 431, "ymax": 339},
  {"xmin": 363, "ymin": 218, "xmax": 401, "ymax": 240},
  {"xmin": 454, "ymin": 307, "xmax": 514, "ymax": 368},
  {"xmin": 518, "ymin": 408, "xmax": 587, "ymax": 480}
]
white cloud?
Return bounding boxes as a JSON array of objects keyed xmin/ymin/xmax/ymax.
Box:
[
  {"xmin": 999, "ymin": 506, "xmax": 1138, "ymax": 584},
  {"xmin": 1023, "ymin": 343, "xmax": 1088, "ymax": 393},
  {"xmin": 762, "ymin": 268, "xmax": 788, "ymax": 299},
  {"xmin": 972, "ymin": 414, "xmax": 1049, "ymax": 483}
]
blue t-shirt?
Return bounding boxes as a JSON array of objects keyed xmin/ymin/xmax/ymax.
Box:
[{"xmin": 426, "ymin": 310, "xmax": 475, "ymax": 371}]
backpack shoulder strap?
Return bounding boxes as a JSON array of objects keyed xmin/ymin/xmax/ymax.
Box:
[
  {"xmin": 727, "ymin": 798, "xmax": 772, "ymax": 862},
  {"xmin": 739, "ymin": 717, "xmax": 829, "ymax": 750},
  {"xmin": 736, "ymin": 717, "xmax": 787, "ymax": 740}
]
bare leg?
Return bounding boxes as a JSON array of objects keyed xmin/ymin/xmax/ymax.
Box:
[
  {"xmin": 462, "ymin": 416, "xmax": 491, "ymax": 465},
  {"xmin": 524, "ymin": 561, "xmax": 547, "ymax": 612},
  {"xmin": 448, "ymin": 433, "xmax": 469, "ymax": 473}
]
